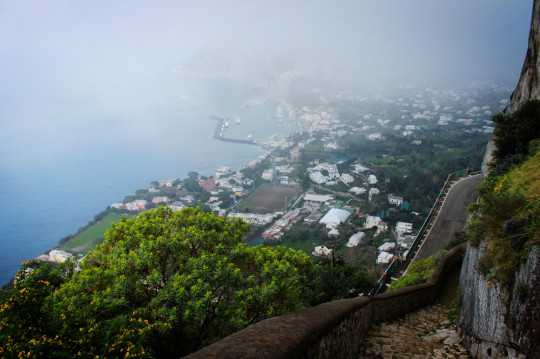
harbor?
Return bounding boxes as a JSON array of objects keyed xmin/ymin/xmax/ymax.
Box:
[{"xmin": 211, "ymin": 116, "xmax": 257, "ymax": 145}]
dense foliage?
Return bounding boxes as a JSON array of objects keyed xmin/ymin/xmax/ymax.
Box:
[
  {"xmin": 466, "ymin": 144, "xmax": 539, "ymax": 287},
  {"xmin": 464, "ymin": 100, "xmax": 540, "ymax": 288},
  {"xmin": 491, "ymin": 100, "xmax": 540, "ymax": 165},
  {"xmin": 0, "ymin": 207, "xmax": 314, "ymax": 358},
  {"xmin": 307, "ymin": 257, "xmax": 374, "ymax": 305},
  {"xmin": 386, "ymin": 250, "xmax": 447, "ymax": 292}
]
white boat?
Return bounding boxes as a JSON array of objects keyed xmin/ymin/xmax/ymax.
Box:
[
  {"xmin": 235, "ymin": 117, "xmax": 241, "ymax": 124},
  {"xmin": 224, "ymin": 120, "xmax": 229, "ymax": 127}
]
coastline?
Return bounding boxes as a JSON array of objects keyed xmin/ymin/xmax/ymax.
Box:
[{"xmin": 2, "ymin": 121, "xmax": 277, "ymax": 287}]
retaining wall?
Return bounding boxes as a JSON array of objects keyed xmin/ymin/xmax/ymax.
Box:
[{"xmin": 184, "ymin": 243, "xmax": 466, "ymax": 359}]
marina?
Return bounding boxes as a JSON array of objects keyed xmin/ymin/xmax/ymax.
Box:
[{"xmin": 211, "ymin": 116, "xmax": 257, "ymax": 145}]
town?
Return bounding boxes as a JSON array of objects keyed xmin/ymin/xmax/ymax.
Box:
[{"xmin": 52, "ymin": 81, "xmax": 509, "ymax": 273}]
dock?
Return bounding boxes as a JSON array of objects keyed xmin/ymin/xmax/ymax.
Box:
[{"xmin": 210, "ymin": 116, "xmax": 257, "ymax": 145}]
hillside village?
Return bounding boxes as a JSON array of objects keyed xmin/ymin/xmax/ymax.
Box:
[{"xmin": 53, "ymin": 81, "xmax": 509, "ymax": 271}]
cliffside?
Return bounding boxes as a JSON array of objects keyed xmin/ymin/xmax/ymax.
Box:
[
  {"xmin": 458, "ymin": 244, "xmax": 540, "ymax": 358},
  {"xmin": 458, "ymin": 2, "xmax": 540, "ymax": 357},
  {"xmin": 507, "ymin": 0, "xmax": 540, "ymax": 113}
]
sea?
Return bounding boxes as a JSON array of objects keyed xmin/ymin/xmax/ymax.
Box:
[{"xmin": 0, "ymin": 77, "xmax": 297, "ymax": 286}]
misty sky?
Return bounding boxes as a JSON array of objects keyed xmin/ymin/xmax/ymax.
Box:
[
  {"xmin": 0, "ymin": 1, "xmax": 533, "ymax": 88},
  {"xmin": 0, "ymin": 0, "xmax": 534, "ymax": 169}
]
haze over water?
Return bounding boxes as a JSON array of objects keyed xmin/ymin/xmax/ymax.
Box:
[{"xmin": 0, "ymin": 0, "xmax": 534, "ymax": 284}]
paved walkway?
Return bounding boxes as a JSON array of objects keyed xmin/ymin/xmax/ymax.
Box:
[
  {"xmin": 414, "ymin": 174, "xmax": 482, "ymax": 261},
  {"xmin": 357, "ymin": 303, "xmax": 471, "ymax": 358}
]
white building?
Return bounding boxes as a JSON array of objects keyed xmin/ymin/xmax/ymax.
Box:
[
  {"xmin": 228, "ymin": 213, "xmax": 274, "ymax": 225},
  {"xmin": 313, "ymin": 245, "xmax": 332, "ymax": 257},
  {"xmin": 319, "ymin": 208, "xmax": 352, "ymax": 229},
  {"xmin": 398, "ymin": 234, "xmax": 413, "ymax": 248},
  {"xmin": 367, "ymin": 133, "xmax": 384, "ymax": 141},
  {"xmin": 364, "ymin": 215, "xmax": 382, "ymax": 229},
  {"xmin": 377, "ymin": 251, "xmax": 394, "ymax": 264},
  {"xmin": 261, "ymin": 168, "xmax": 274, "ymax": 181},
  {"xmin": 347, "ymin": 232, "xmax": 365, "ymax": 247},
  {"xmin": 349, "ymin": 187, "xmax": 367, "ymax": 195},
  {"xmin": 396, "ymin": 221, "xmax": 413, "ymax": 235},
  {"xmin": 378, "ymin": 242, "xmax": 396, "ymax": 252},
  {"xmin": 215, "ymin": 166, "xmax": 233, "ymax": 179},
  {"xmin": 341, "ymin": 173, "xmax": 354, "ymax": 184},
  {"xmin": 303, "ymin": 192, "xmax": 334, "ymax": 204},
  {"xmin": 170, "ymin": 201, "xmax": 186, "ymax": 212},
  {"xmin": 368, "ymin": 175, "xmax": 378, "ymax": 184},
  {"xmin": 388, "ymin": 195, "xmax": 404, "ymax": 206},
  {"xmin": 324, "ymin": 142, "xmax": 340, "ymax": 150},
  {"xmin": 328, "ymin": 228, "xmax": 340, "ymax": 237},
  {"xmin": 352, "ymin": 163, "xmax": 370, "ymax": 173},
  {"xmin": 110, "ymin": 203, "xmax": 124, "ymax": 209},
  {"xmin": 37, "ymin": 249, "xmax": 73, "ymax": 264},
  {"xmin": 309, "ymin": 171, "xmax": 327, "ymax": 184},
  {"xmin": 152, "ymin": 196, "xmax": 170, "ymax": 204},
  {"xmin": 369, "ymin": 187, "xmax": 380, "ymax": 200}
]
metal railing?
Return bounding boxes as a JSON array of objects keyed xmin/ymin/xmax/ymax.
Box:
[{"xmin": 370, "ymin": 168, "xmax": 474, "ymax": 295}]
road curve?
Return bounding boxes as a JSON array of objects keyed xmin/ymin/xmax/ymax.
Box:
[{"xmin": 414, "ymin": 174, "xmax": 482, "ymax": 260}]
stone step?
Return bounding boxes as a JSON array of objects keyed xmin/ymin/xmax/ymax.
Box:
[{"xmin": 357, "ymin": 303, "xmax": 471, "ymax": 358}]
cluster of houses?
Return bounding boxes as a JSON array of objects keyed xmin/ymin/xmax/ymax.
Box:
[
  {"xmin": 262, "ymin": 209, "xmax": 302, "ymax": 241},
  {"xmin": 103, "ymin": 83, "xmax": 505, "ymax": 267}
]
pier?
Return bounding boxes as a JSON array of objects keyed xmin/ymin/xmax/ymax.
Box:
[{"xmin": 210, "ymin": 116, "xmax": 257, "ymax": 145}]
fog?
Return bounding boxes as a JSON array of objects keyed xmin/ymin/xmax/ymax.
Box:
[{"xmin": 0, "ymin": 0, "xmax": 534, "ymax": 168}]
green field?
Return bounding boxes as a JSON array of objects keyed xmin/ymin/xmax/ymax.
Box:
[
  {"xmin": 237, "ymin": 185, "xmax": 301, "ymax": 213},
  {"xmin": 364, "ymin": 156, "xmax": 390, "ymax": 165},
  {"xmin": 61, "ymin": 213, "xmax": 130, "ymax": 254}
]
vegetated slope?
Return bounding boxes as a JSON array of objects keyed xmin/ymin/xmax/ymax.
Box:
[
  {"xmin": 457, "ymin": 103, "xmax": 540, "ymax": 357},
  {"xmin": 0, "ymin": 206, "xmax": 374, "ymax": 358}
]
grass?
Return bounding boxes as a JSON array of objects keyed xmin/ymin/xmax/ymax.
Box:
[
  {"xmin": 237, "ymin": 185, "xmax": 301, "ymax": 213},
  {"xmin": 364, "ymin": 156, "xmax": 390, "ymax": 166},
  {"xmin": 465, "ymin": 148, "xmax": 539, "ymax": 287},
  {"xmin": 61, "ymin": 213, "xmax": 130, "ymax": 254},
  {"xmin": 348, "ymin": 199, "xmax": 366, "ymax": 208}
]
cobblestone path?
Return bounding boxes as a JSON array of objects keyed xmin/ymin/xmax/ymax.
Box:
[{"xmin": 358, "ymin": 303, "xmax": 471, "ymax": 358}]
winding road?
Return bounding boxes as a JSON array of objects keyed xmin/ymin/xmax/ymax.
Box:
[{"xmin": 413, "ymin": 174, "xmax": 482, "ymax": 261}]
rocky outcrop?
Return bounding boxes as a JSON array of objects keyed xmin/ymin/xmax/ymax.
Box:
[
  {"xmin": 458, "ymin": 244, "xmax": 540, "ymax": 358},
  {"xmin": 506, "ymin": 0, "xmax": 540, "ymax": 113},
  {"xmin": 458, "ymin": 2, "xmax": 540, "ymax": 357}
]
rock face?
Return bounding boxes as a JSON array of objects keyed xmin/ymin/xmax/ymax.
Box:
[
  {"xmin": 506, "ymin": 0, "xmax": 540, "ymax": 113},
  {"xmin": 458, "ymin": 244, "xmax": 540, "ymax": 358},
  {"xmin": 457, "ymin": 2, "xmax": 540, "ymax": 357}
]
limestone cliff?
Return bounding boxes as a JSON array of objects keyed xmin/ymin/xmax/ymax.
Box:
[
  {"xmin": 458, "ymin": 244, "xmax": 540, "ymax": 358},
  {"xmin": 506, "ymin": 0, "xmax": 540, "ymax": 113},
  {"xmin": 458, "ymin": 2, "xmax": 540, "ymax": 358}
]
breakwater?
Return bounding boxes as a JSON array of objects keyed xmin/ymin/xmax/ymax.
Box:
[{"xmin": 210, "ymin": 116, "xmax": 257, "ymax": 145}]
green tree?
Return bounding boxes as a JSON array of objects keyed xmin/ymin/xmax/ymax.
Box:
[
  {"xmin": 0, "ymin": 260, "xmax": 75, "ymax": 358},
  {"xmin": 182, "ymin": 177, "xmax": 202, "ymax": 193},
  {"xmin": 308, "ymin": 258, "xmax": 374, "ymax": 305},
  {"xmin": 46, "ymin": 207, "xmax": 312, "ymax": 357},
  {"xmin": 491, "ymin": 100, "xmax": 540, "ymax": 164}
]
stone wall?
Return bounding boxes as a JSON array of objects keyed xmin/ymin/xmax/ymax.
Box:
[{"xmin": 184, "ymin": 244, "xmax": 466, "ymax": 359}]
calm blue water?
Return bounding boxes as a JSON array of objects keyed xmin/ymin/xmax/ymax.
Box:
[{"xmin": 0, "ymin": 78, "xmax": 294, "ymax": 285}]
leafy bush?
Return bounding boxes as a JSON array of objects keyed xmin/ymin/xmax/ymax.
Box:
[
  {"xmin": 491, "ymin": 100, "xmax": 540, "ymax": 165},
  {"xmin": 0, "ymin": 207, "xmax": 314, "ymax": 358},
  {"xmin": 465, "ymin": 131, "xmax": 539, "ymax": 288},
  {"xmin": 387, "ymin": 250, "xmax": 447, "ymax": 291}
]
